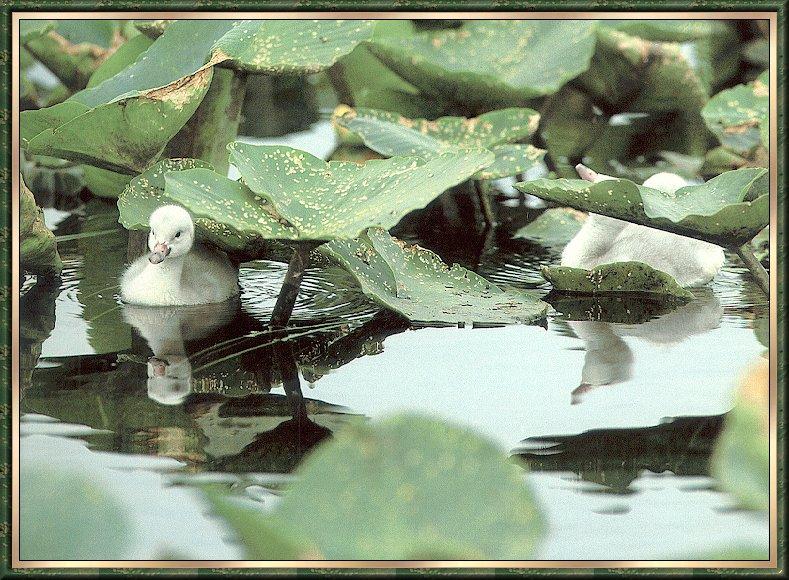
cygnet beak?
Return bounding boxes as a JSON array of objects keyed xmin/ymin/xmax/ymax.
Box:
[
  {"xmin": 149, "ymin": 356, "xmax": 169, "ymax": 377},
  {"xmin": 148, "ymin": 242, "xmax": 170, "ymax": 264},
  {"xmin": 575, "ymin": 163, "xmax": 599, "ymax": 182}
]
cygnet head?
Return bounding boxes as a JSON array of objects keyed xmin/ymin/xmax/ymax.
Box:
[
  {"xmin": 148, "ymin": 205, "xmax": 195, "ymax": 264},
  {"xmin": 147, "ymin": 355, "xmax": 192, "ymax": 405},
  {"xmin": 642, "ymin": 172, "xmax": 689, "ymax": 194}
]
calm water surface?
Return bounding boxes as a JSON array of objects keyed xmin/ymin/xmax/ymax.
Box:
[{"xmin": 20, "ymin": 124, "xmax": 769, "ymax": 561}]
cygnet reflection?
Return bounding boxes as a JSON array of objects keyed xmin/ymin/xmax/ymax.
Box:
[
  {"xmin": 569, "ymin": 291, "xmax": 723, "ymax": 404},
  {"xmin": 122, "ymin": 298, "xmax": 238, "ymax": 406}
]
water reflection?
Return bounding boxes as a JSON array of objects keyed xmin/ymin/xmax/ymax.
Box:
[
  {"xmin": 20, "ymin": 198, "xmax": 770, "ymax": 559},
  {"xmin": 560, "ymin": 291, "xmax": 723, "ymax": 404}
]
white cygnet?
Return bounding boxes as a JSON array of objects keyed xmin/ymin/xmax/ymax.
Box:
[
  {"xmin": 120, "ymin": 205, "xmax": 239, "ymax": 306},
  {"xmin": 561, "ymin": 165, "xmax": 725, "ymax": 287}
]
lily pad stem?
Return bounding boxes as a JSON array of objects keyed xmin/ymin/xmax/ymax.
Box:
[
  {"xmin": 734, "ymin": 243, "xmax": 770, "ymax": 295},
  {"xmin": 270, "ymin": 242, "xmax": 318, "ymax": 328},
  {"xmin": 474, "ymin": 180, "xmax": 496, "ymax": 227}
]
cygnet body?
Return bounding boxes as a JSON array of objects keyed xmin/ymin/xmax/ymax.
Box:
[
  {"xmin": 120, "ymin": 205, "xmax": 239, "ymax": 306},
  {"xmin": 561, "ymin": 165, "xmax": 725, "ymax": 287}
]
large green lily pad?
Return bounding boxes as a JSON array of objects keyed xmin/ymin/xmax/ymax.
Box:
[
  {"xmin": 514, "ymin": 208, "xmax": 586, "ymax": 248},
  {"xmin": 22, "ymin": 19, "xmax": 374, "ymax": 174},
  {"xmin": 20, "ymin": 176, "xmax": 62, "ymax": 277},
  {"xmin": 712, "ymin": 358, "xmax": 769, "ymax": 511},
  {"xmin": 211, "ymin": 20, "xmax": 374, "ymax": 74},
  {"xmin": 322, "ymin": 228, "xmax": 548, "ymax": 325},
  {"xmin": 334, "ymin": 107, "xmax": 544, "ymax": 180},
  {"xmin": 541, "ymin": 262, "xmax": 694, "ymax": 299},
  {"xmin": 367, "ymin": 20, "xmax": 598, "ymax": 106},
  {"xmin": 21, "ymin": 467, "xmax": 133, "ymax": 560},
  {"xmin": 208, "ymin": 414, "xmax": 544, "ymax": 559},
  {"xmin": 577, "ymin": 27, "xmax": 709, "ymax": 113},
  {"xmin": 515, "ymin": 168, "xmax": 768, "ymax": 247},
  {"xmin": 224, "ymin": 143, "xmax": 493, "ymax": 241},
  {"xmin": 117, "ymin": 158, "xmax": 268, "ymax": 258},
  {"xmin": 702, "ymin": 71, "xmax": 769, "ymax": 155}
]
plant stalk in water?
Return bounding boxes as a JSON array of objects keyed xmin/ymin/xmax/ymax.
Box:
[
  {"xmin": 475, "ymin": 180, "xmax": 496, "ymax": 227},
  {"xmin": 734, "ymin": 243, "xmax": 770, "ymax": 295},
  {"xmin": 270, "ymin": 242, "xmax": 318, "ymax": 328}
]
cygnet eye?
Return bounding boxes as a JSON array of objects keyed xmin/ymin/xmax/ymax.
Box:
[{"xmin": 175, "ymin": 231, "xmax": 182, "ymax": 238}]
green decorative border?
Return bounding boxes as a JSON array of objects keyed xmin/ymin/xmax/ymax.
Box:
[{"xmin": 0, "ymin": 1, "xmax": 784, "ymax": 575}]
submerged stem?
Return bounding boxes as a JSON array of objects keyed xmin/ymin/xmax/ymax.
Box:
[
  {"xmin": 734, "ymin": 243, "xmax": 770, "ymax": 295},
  {"xmin": 474, "ymin": 180, "xmax": 497, "ymax": 228},
  {"xmin": 269, "ymin": 243, "xmax": 316, "ymax": 328}
]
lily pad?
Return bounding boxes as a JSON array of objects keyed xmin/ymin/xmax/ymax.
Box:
[
  {"xmin": 577, "ymin": 27, "xmax": 709, "ymax": 113},
  {"xmin": 541, "ymin": 262, "xmax": 694, "ymax": 299},
  {"xmin": 22, "ymin": 19, "xmax": 374, "ymax": 174},
  {"xmin": 515, "ymin": 168, "xmax": 768, "ymax": 248},
  {"xmin": 322, "ymin": 228, "xmax": 548, "ymax": 325},
  {"xmin": 21, "ymin": 467, "xmax": 133, "ymax": 560},
  {"xmin": 20, "ymin": 176, "xmax": 62, "ymax": 277},
  {"xmin": 224, "ymin": 143, "xmax": 493, "ymax": 241},
  {"xmin": 514, "ymin": 208, "xmax": 586, "ymax": 248},
  {"xmin": 117, "ymin": 158, "xmax": 268, "ymax": 258},
  {"xmin": 210, "ymin": 20, "xmax": 374, "ymax": 74},
  {"xmin": 367, "ymin": 20, "xmax": 597, "ymax": 106},
  {"xmin": 242, "ymin": 414, "xmax": 544, "ymax": 559},
  {"xmin": 712, "ymin": 358, "xmax": 769, "ymax": 511},
  {"xmin": 702, "ymin": 71, "xmax": 769, "ymax": 155},
  {"xmin": 334, "ymin": 107, "xmax": 543, "ymax": 180}
]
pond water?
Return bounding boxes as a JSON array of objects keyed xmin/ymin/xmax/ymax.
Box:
[{"xmin": 20, "ymin": 123, "xmax": 769, "ymax": 561}]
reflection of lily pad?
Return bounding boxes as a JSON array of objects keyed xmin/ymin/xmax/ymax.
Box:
[
  {"xmin": 265, "ymin": 414, "xmax": 545, "ymax": 559},
  {"xmin": 542, "ymin": 262, "xmax": 694, "ymax": 299},
  {"xmin": 702, "ymin": 71, "xmax": 769, "ymax": 155},
  {"xmin": 323, "ymin": 228, "xmax": 548, "ymax": 325},
  {"xmin": 367, "ymin": 20, "xmax": 597, "ymax": 106},
  {"xmin": 514, "ymin": 208, "xmax": 586, "ymax": 248},
  {"xmin": 516, "ymin": 168, "xmax": 768, "ymax": 247},
  {"xmin": 545, "ymin": 291, "xmax": 686, "ymax": 324},
  {"xmin": 335, "ymin": 107, "xmax": 543, "ymax": 179}
]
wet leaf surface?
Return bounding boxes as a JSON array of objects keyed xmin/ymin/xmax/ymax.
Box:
[
  {"xmin": 367, "ymin": 20, "xmax": 597, "ymax": 106},
  {"xmin": 542, "ymin": 262, "xmax": 694, "ymax": 299},
  {"xmin": 335, "ymin": 106, "xmax": 543, "ymax": 179},
  {"xmin": 225, "ymin": 142, "xmax": 493, "ymax": 241},
  {"xmin": 702, "ymin": 71, "xmax": 769, "ymax": 155},
  {"xmin": 21, "ymin": 176, "xmax": 62, "ymax": 276},
  {"xmin": 323, "ymin": 228, "xmax": 548, "ymax": 325}
]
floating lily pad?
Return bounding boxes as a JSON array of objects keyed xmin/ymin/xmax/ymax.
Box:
[
  {"xmin": 514, "ymin": 208, "xmax": 586, "ymax": 248},
  {"xmin": 702, "ymin": 71, "xmax": 769, "ymax": 155},
  {"xmin": 21, "ymin": 467, "xmax": 133, "ymax": 560},
  {"xmin": 225, "ymin": 143, "xmax": 493, "ymax": 241},
  {"xmin": 516, "ymin": 168, "xmax": 768, "ymax": 247},
  {"xmin": 712, "ymin": 358, "xmax": 769, "ymax": 511},
  {"xmin": 334, "ymin": 107, "xmax": 543, "ymax": 180},
  {"xmin": 20, "ymin": 176, "xmax": 62, "ymax": 277},
  {"xmin": 367, "ymin": 20, "xmax": 597, "ymax": 106},
  {"xmin": 541, "ymin": 262, "xmax": 694, "ymax": 299},
  {"xmin": 213, "ymin": 414, "xmax": 544, "ymax": 559},
  {"xmin": 117, "ymin": 158, "xmax": 268, "ymax": 258},
  {"xmin": 322, "ymin": 228, "xmax": 548, "ymax": 325}
]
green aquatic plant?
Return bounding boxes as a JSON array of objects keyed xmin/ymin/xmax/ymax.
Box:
[
  {"xmin": 20, "ymin": 176, "xmax": 62, "ymax": 277},
  {"xmin": 205, "ymin": 414, "xmax": 545, "ymax": 560},
  {"xmin": 21, "ymin": 19, "xmax": 374, "ymax": 181}
]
